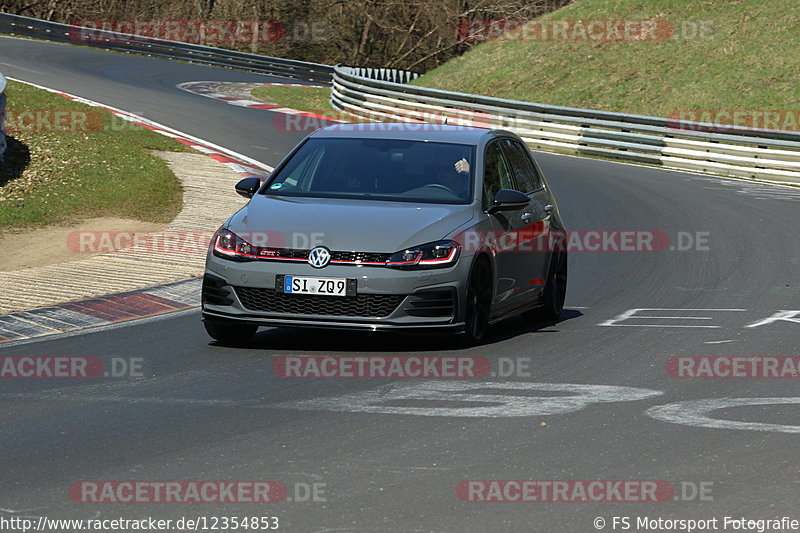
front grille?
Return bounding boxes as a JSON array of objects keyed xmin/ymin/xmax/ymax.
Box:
[
  {"xmin": 269, "ymin": 249, "xmax": 308, "ymax": 260},
  {"xmin": 234, "ymin": 287, "xmax": 403, "ymax": 318},
  {"xmin": 331, "ymin": 251, "xmax": 392, "ymax": 263},
  {"xmin": 252, "ymin": 248, "xmax": 391, "ymax": 264}
]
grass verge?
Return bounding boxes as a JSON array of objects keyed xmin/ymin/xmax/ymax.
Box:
[
  {"xmin": 0, "ymin": 80, "xmax": 187, "ymax": 230},
  {"xmin": 414, "ymin": 0, "xmax": 798, "ymax": 119},
  {"xmin": 251, "ymin": 85, "xmax": 332, "ymax": 113}
]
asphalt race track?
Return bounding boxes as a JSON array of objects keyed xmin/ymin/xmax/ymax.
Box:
[{"xmin": 1, "ymin": 36, "xmax": 799, "ymax": 532}]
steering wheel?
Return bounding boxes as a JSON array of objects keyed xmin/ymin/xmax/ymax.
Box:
[{"xmin": 422, "ymin": 183, "xmax": 456, "ymax": 193}]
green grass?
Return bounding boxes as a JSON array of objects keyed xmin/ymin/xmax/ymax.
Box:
[
  {"xmin": 414, "ymin": 0, "xmax": 799, "ymax": 118},
  {"xmin": 0, "ymin": 81, "xmax": 187, "ymax": 230},
  {"xmin": 251, "ymin": 85, "xmax": 333, "ymax": 113}
]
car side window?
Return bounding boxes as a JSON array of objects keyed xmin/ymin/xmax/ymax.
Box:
[
  {"xmin": 500, "ymin": 139, "xmax": 542, "ymax": 193},
  {"xmin": 483, "ymin": 141, "xmax": 515, "ymax": 209}
]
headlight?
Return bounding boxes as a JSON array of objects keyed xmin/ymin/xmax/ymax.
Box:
[
  {"xmin": 386, "ymin": 240, "xmax": 461, "ymax": 269},
  {"xmin": 212, "ymin": 229, "xmax": 256, "ymax": 261}
]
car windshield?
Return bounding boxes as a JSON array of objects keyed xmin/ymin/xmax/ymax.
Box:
[{"xmin": 262, "ymin": 138, "xmax": 475, "ymax": 204}]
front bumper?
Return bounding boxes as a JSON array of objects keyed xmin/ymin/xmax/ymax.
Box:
[{"xmin": 202, "ymin": 254, "xmax": 471, "ymax": 331}]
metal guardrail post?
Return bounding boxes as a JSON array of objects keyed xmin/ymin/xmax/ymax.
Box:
[{"xmin": 0, "ymin": 72, "xmax": 7, "ymax": 161}]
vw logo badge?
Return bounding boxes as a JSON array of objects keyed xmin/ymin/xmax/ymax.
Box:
[{"xmin": 308, "ymin": 246, "xmax": 331, "ymax": 268}]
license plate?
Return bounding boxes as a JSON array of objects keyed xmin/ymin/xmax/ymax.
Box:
[{"xmin": 278, "ymin": 275, "xmax": 354, "ymax": 297}]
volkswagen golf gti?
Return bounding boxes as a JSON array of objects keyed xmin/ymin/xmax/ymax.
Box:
[{"xmin": 202, "ymin": 124, "xmax": 567, "ymax": 344}]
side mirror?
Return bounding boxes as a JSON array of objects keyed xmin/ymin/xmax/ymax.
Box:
[
  {"xmin": 486, "ymin": 188, "xmax": 529, "ymax": 214},
  {"xmin": 235, "ymin": 177, "xmax": 262, "ymax": 198}
]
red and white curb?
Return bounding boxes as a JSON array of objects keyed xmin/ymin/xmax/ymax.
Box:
[
  {"xmin": 0, "ymin": 78, "xmax": 271, "ymax": 342},
  {"xmin": 8, "ymin": 76, "xmax": 274, "ymax": 178},
  {"xmin": 177, "ymin": 81, "xmax": 344, "ymax": 123},
  {"xmin": 0, "ymin": 278, "xmax": 200, "ymax": 344}
]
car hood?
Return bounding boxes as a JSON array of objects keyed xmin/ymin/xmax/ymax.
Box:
[{"xmin": 227, "ymin": 195, "xmax": 475, "ymax": 252}]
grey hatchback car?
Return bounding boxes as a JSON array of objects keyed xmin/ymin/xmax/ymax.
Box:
[{"xmin": 202, "ymin": 124, "xmax": 567, "ymax": 344}]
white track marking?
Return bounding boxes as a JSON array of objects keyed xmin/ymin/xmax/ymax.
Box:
[
  {"xmin": 647, "ymin": 398, "xmax": 800, "ymax": 434},
  {"xmin": 599, "ymin": 308, "xmax": 747, "ymax": 328},
  {"xmin": 270, "ymin": 381, "xmax": 663, "ymax": 418},
  {"xmin": 746, "ymin": 310, "xmax": 800, "ymax": 328},
  {"xmin": 0, "ymin": 60, "xmax": 42, "ymax": 74}
]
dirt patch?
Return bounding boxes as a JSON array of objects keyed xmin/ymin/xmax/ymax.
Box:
[
  {"xmin": 0, "ymin": 217, "xmax": 165, "ymax": 271},
  {"xmin": 207, "ymin": 82, "xmax": 267, "ymax": 100}
]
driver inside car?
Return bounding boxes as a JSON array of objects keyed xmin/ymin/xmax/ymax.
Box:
[{"xmin": 431, "ymin": 155, "xmax": 470, "ymax": 196}]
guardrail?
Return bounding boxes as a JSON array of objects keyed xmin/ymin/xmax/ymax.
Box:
[
  {"xmin": 0, "ymin": 72, "xmax": 6, "ymax": 161},
  {"xmin": 3, "ymin": 12, "xmax": 798, "ymax": 183},
  {"xmin": 0, "ymin": 12, "xmax": 333, "ymax": 84},
  {"xmin": 331, "ymin": 66, "xmax": 800, "ymax": 183}
]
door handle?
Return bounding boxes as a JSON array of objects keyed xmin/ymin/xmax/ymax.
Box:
[
  {"xmin": 544, "ymin": 204, "xmax": 553, "ymax": 213},
  {"xmin": 521, "ymin": 212, "xmax": 533, "ymax": 222}
]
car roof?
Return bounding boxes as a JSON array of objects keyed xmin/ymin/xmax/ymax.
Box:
[{"xmin": 309, "ymin": 123, "xmax": 514, "ymax": 145}]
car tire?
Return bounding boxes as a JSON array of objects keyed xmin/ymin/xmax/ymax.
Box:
[
  {"xmin": 203, "ymin": 318, "xmax": 258, "ymax": 345},
  {"xmin": 524, "ymin": 251, "xmax": 567, "ymax": 323},
  {"xmin": 463, "ymin": 258, "xmax": 492, "ymax": 344}
]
